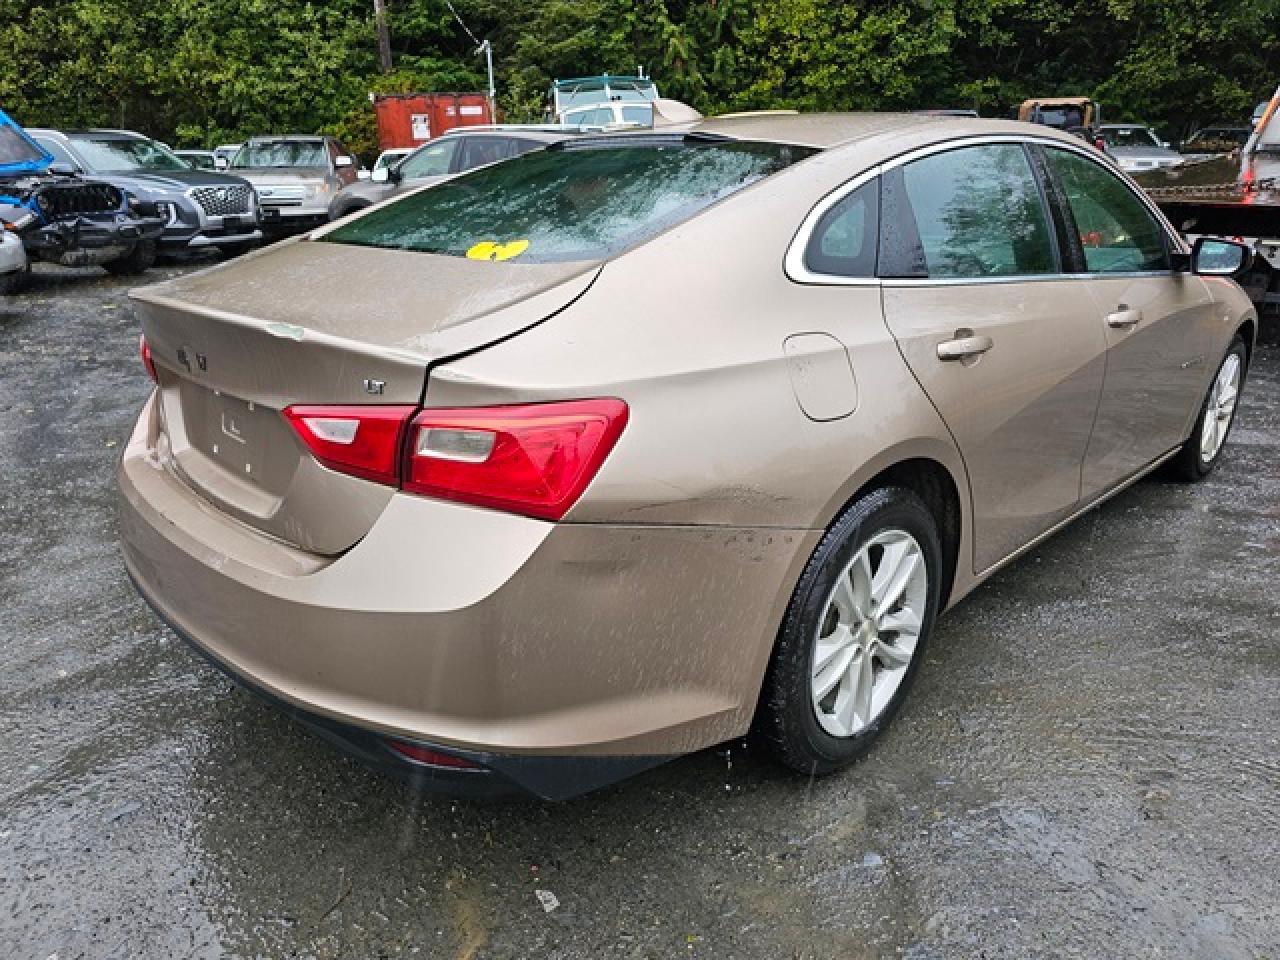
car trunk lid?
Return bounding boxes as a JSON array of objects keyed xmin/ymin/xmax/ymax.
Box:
[{"xmin": 130, "ymin": 239, "xmax": 600, "ymax": 555}]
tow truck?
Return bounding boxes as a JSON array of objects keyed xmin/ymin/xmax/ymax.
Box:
[{"xmin": 1135, "ymin": 85, "xmax": 1280, "ymax": 322}]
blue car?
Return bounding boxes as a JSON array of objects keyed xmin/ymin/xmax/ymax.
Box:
[{"xmin": 0, "ymin": 107, "xmax": 163, "ymax": 285}]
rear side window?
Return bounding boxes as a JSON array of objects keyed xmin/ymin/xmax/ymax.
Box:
[
  {"xmin": 890, "ymin": 144, "xmax": 1057, "ymax": 279},
  {"xmin": 803, "ymin": 180, "xmax": 879, "ymax": 277},
  {"xmin": 1044, "ymin": 148, "xmax": 1170, "ymax": 273},
  {"xmin": 459, "ymin": 137, "xmax": 524, "ymax": 171},
  {"xmin": 322, "ymin": 138, "xmax": 817, "ymax": 262}
]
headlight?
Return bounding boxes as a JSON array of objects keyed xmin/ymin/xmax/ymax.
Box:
[{"xmin": 154, "ymin": 202, "xmax": 178, "ymax": 223}]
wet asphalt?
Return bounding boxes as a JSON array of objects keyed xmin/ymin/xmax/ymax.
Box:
[{"xmin": 1, "ymin": 262, "xmax": 1278, "ymax": 960}]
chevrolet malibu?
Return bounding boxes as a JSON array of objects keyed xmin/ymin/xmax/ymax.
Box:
[{"xmin": 120, "ymin": 115, "xmax": 1256, "ymax": 799}]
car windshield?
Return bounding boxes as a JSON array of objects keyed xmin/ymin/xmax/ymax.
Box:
[
  {"xmin": 1103, "ymin": 127, "xmax": 1160, "ymax": 148},
  {"xmin": 72, "ymin": 137, "xmax": 188, "ymax": 172},
  {"xmin": 232, "ymin": 140, "xmax": 327, "ymax": 169},
  {"xmin": 321, "ymin": 137, "xmax": 816, "ymax": 262}
]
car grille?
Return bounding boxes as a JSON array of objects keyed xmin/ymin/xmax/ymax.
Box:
[
  {"xmin": 256, "ymin": 185, "xmax": 307, "ymax": 207},
  {"xmin": 35, "ymin": 183, "xmax": 123, "ymax": 219},
  {"xmin": 190, "ymin": 184, "xmax": 254, "ymax": 217}
]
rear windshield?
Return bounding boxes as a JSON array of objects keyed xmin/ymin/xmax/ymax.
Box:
[
  {"xmin": 321, "ymin": 137, "xmax": 816, "ymax": 263},
  {"xmin": 233, "ymin": 140, "xmax": 327, "ymax": 169}
]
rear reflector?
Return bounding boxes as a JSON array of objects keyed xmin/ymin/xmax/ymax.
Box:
[
  {"xmin": 283, "ymin": 404, "xmax": 417, "ymax": 486},
  {"xmin": 140, "ymin": 335, "xmax": 158, "ymax": 383},
  {"xmin": 386, "ymin": 739, "xmax": 482, "ymax": 770},
  {"xmin": 403, "ymin": 399, "xmax": 629, "ymax": 521}
]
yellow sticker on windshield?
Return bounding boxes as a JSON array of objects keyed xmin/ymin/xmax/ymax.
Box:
[{"xmin": 466, "ymin": 239, "xmax": 530, "ymax": 262}]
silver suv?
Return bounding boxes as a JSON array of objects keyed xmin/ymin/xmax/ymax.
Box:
[{"xmin": 229, "ymin": 136, "xmax": 359, "ymax": 236}]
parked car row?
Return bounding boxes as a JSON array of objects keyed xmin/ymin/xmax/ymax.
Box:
[
  {"xmin": 0, "ymin": 113, "xmax": 389, "ymax": 291},
  {"xmin": 29, "ymin": 127, "xmax": 263, "ymax": 258},
  {"xmin": 1, "ymin": 108, "xmax": 165, "ymax": 292}
]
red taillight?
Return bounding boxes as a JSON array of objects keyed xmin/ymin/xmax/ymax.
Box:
[
  {"xmin": 140, "ymin": 335, "xmax": 158, "ymax": 383},
  {"xmin": 282, "ymin": 398, "xmax": 628, "ymax": 519},
  {"xmin": 403, "ymin": 399, "xmax": 629, "ymax": 521},
  {"xmin": 386, "ymin": 739, "xmax": 481, "ymax": 769},
  {"xmin": 283, "ymin": 404, "xmax": 417, "ymax": 486}
]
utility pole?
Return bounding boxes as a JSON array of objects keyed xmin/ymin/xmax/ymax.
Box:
[{"xmin": 374, "ymin": 0, "xmax": 393, "ymax": 73}]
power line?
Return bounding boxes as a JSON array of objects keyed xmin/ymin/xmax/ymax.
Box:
[{"xmin": 444, "ymin": 0, "xmax": 482, "ymax": 49}]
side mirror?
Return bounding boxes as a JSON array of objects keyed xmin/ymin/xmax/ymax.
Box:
[
  {"xmin": 49, "ymin": 162, "xmax": 78, "ymax": 176},
  {"xmin": 371, "ymin": 166, "xmax": 390, "ymax": 183},
  {"xmin": 1190, "ymin": 237, "xmax": 1252, "ymax": 278},
  {"xmin": 335, "ymin": 155, "xmax": 354, "ymax": 169}
]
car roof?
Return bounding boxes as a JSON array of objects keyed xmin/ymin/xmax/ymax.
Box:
[
  {"xmin": 33, "ymin": 128, "xmax": 150, "ymax": 140},
  {"xmin": 436, "ymin": 127, "xmax": 581, "ymax": 143},
  {"xmin": 680, "ymin": 112, "xmax": 1010, "ymax": 148}
]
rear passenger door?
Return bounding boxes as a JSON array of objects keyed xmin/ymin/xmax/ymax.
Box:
[
  {"xmin": 878, "ymin": 142, "xmax": 1108, "ymax": 573},
  {"xmin": 1039, "ymin": 146, "xmax": 1215, "ymax": 500}
]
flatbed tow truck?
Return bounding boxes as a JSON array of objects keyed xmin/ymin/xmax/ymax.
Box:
[{"xmin": 1135, "ymin": 85, "xmax": 1280, "ymax": 326}]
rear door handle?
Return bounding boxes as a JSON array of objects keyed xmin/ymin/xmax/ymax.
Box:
[
  {"xmin": 1106, "ymin": 306, "xmax": 1143, "ymax": 329},
  {"xmin": 936, "ymin": 332, "xmax": 994, "ymax": 361}
]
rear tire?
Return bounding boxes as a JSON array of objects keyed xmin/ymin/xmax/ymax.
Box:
[
  {"xmin": 1168, "ymin": 335, "xmax": 1247, "ymax": 482},
  {"xmin": 102, "ymin": 239, "xmax": 157, "ymax": 276},
  {"xmin": 0, "ymin": 266, "xmax": 30, "ymax": 295},
  {"xmin": 757, "ymin": 486, "xmax": 942, "ymax": 776}
]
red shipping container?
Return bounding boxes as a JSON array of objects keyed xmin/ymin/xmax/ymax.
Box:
[{"xmin": 373, "ymin": 93, "xmax": 495, "ymax": 150}]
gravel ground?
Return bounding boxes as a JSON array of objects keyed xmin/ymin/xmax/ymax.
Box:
[{"xmin": 1, "ymin": 263, "xmax": 1278, "ymax": 960}]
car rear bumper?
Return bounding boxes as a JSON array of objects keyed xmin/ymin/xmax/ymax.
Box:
[
  {"xmin": 118, "ymin": 392, "xmax": 813, "ymax": 793},
  {"xmin": 130, "ymin": 574, "xmax": 666, "ymax": 799}
]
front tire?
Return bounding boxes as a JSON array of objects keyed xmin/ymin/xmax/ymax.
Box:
[
  {"xmin": 1168, "ymin": 335, "xmax": 1247, "ymax": 482},
  {"xmin": 102, "ymin": 239, "xmax": 157, "ymax": 276},
  {"xmin": 757, "ymin": 486, "xmax": 942, "ymax": 775}
]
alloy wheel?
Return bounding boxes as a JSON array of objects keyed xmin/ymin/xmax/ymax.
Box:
[
  {"xmin": 810, "ymin": 529, "xmax": 928, "ymax": 738},
  {"xmin": 1200, "ymin": 352, "xmax": 1242, "ymax": 464}
]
